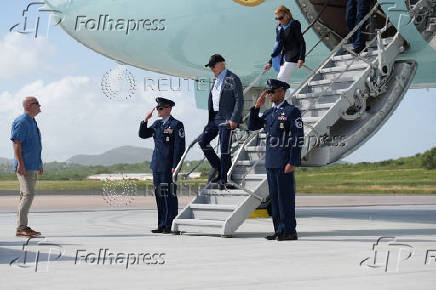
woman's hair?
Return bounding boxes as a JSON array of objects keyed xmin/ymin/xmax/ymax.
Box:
[{"xmin": 275, "ymin": 5, "xmax": 293, "ymax": 19}]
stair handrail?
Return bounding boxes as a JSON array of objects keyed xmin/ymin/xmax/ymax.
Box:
[
  {"xmin": 291, "ymin": 3, "xmax": 382, "ymax": 98},
  {"xmin": 173, "ymin": 3, "xmax": 382, "ymax": 189},
  {"xmin": 172, "ymin": 67, "xmax": 270, "ymax": 184},
  {"xmin": 172, "ymin": 136, "xmax": 200, "ymax": 183},
  {"xmin": 226, "ymin": 129, "xmax": 266, "ymax": 202}
]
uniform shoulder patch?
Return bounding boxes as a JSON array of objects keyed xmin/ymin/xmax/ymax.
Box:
[
  {"xmin": 295, "ymin": 117, "xmax": 303, "ymax": 129},
  {"xmin": 178, "ymin": 127, "xmax": 185, "ymax": 138}
]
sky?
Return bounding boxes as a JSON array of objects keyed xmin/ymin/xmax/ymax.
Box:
[{"xmin": 0, "ymin": 1, "xmax": 435, "ymax": 164}]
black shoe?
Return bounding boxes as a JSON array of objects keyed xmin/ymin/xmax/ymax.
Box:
[
  {"xmin": 219, "ymin": 182, "xmax": 237, "ymax": 190},
  {"xmin": 277, "ymin": 232, "xmax": 298, "ymax": 241},
  {"xmin": 353, "ymin": 46, "xmax": 365, "ymax": 54},
  {"xmin": 151, "ymin": 228, "xmax": 164, "ymax": 233},
  {"xmin": 265, "ymin": 233, "xmax": 278, "ymax": 240},
  {"xmin": 162, "ymin": 226, "xmax": 172, "ymax": 234},
  {"xmin": 217, "ymin": 180, "xmax": 234, "ymax": 190},
  {"xmin": 208, "ymin": 168, "xmax": 221, "ymax": 183}
]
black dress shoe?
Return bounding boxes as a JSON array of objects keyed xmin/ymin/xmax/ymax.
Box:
[
  {"xmin": 265, "ymin": 233, "xmax": 278, "ymax": 240},
  {"xmin": 217, "ymin": 181, "xmax": 236, "ymax": 190},
  {"xmin": 151, "ymin": 228, "xmax": 164, "ymax": 233},
  {"xmin": 353, "ymin": 46, "xmax": 365, "ymax": 54},
  {"xmin": 208, "ymin": 168, "xmax": 221, "ymax": 183},
  {"xmin": 277, "ymin": 232, "xmax": 298, "ymax": 241},
  {"xmin": 162, "ymin": 227, "xmax": 172, "ymax": 234}
]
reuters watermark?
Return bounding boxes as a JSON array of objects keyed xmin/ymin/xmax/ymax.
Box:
[{"xmin": 144, "ymin": 76, "xmax": 238, "ymax": 92}]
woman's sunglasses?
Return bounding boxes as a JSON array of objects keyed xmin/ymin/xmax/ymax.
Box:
[
  {"xmin": 157, "ymin": 106, "xmax": 169, "ymax": 111},
  {"xmin": 275, "ymin": 16, "xmax": 284, "ymax": 21}
]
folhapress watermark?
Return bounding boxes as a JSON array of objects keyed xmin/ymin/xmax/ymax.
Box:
[
  {"xmin": 10, "ymin": 237, "xmax": 64, "ymax": 272},
  {"xmin": 75, "ymin": 15, "xmax": 166, "ymax": 35},
  {"xmin": 360, "ymin": 237, "xmax": 436, "ymax": 272},
  {"xmin": 10, "ymin": 238, "xmax": 167, "ymax": 272},
  {"xmin": 10, "ymin": 2, "xmax": 64, "ymax": 38},
  {"xmin": 75, "ymin": 249, "xmax": 165, "ymax": 269}
]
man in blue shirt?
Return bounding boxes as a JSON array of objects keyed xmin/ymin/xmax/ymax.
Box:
[{"xmin": 10, "ymin": 97, "xmax": 43, "ymax": 237}]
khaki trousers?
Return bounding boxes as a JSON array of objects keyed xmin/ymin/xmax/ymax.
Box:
[{"xmin": 16, "ymin": 170, "xmax": 38, "ymax": 230}]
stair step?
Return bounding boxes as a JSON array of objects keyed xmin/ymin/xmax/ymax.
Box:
[
  {"xmin": 173, "ymin": 219, "xmax": 224, "ymax": 227},
  {"xmin": 259, "ymin": 132, "xmax": 267, "ymax": 139},
  {"xmin": 244, "ymin": 145, "xmax": 266, "ymax": 152},
  {"xmin": 331, "ymin": 50, "xmax": 378, "ymax": 61},
  {"xmin": 190, "ymin": 204, "xmax": 237, "ymax": 211},
  {"xmin": 428, "ymin": 23, "xmax": 436, "ymax": 32},
  {"xmin": 299, "ymin": 102, "xmax": 335, "ymax": 111},
  {"xmin": 319, "ymin": 63, "xmax": 368, "ymax": 74},
  {"xmin": 295, "ymin": 90, "xmax": 345, "ymax": 99},
  {"xmin": 236, "ymin": 160, "xmax": 252, "ymax": 166},
  {"xmin": 190, "ymin": 204, "xmax": 237, "ymax": 220},
  {"xmin": 202, "ymin": 189, "xmax": 249, "ymax": 196},
  {"xmin": 309, "ymin": 77, "xmax": 355, "ymax": 87},
  {"xmin": 342, "ymin": 37, "xmax": 392, "ymax": 51},
  {"xmin": 232, "ymin": 173, "xmax": 267, "ymax": 180},
  {"xmin": 236, "ymin": 160, "xmax": 265, "ymax": 167},
  {"xmin": 303, "ymin": 117, "xmax": 321, "ymax": 124}
]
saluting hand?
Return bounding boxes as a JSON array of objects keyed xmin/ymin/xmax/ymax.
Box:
[
  {"xmin": 264, "ymin": 63, "xmax": 272, "ymax": 71},
  {"xmin": 145, "ymin": 108, "xmax": 155, "ymax": 121},
  {"xmin": 255, "ymin": 90, "xmax": 268, "ymax": 109}
]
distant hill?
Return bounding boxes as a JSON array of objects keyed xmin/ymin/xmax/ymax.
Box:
[
  {"xmin": 66, "ymin": 146, "xmax": 153, "ymax": 166},
  {"xmin": 0, "ymin": 157, "xmax": 13, "ymax": 165}
]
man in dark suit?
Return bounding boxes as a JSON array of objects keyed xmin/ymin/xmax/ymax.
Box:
[
  {"xmin": 199, "ymin": 54, "xmax": 244, "ymax": 188},
  {"xmin": 346, "ymin": 0, "xmax": 371, "ymax": 54},
  {"xmin": 139, "ymin": 98, "xmax": 186, "ymax": 233},
  {"xmin": 248, "ymin": 79, "xmax": 304, "ymax": 241}
]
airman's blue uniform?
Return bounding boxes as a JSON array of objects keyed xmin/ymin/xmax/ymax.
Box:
[
  {"xmin": 139, "ymin": 110, "xmax": 185, "ymax": 232},
  {"xmin": 248, "ymin": 80, "xmax": 304, "ymax": 239}
]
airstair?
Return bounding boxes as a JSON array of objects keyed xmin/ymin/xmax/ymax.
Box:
[
  {"xmin": 409, "ymin": 0, "xmax": 436, "ymax": 49},
  {"xmin": 171, "ymin": 3, "xmax": 417, "ymax": 236}
]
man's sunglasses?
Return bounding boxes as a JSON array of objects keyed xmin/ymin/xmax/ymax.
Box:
[
  {"xmin": 30, "ymin": 102, "xmax": 40, "ymax": 106},
  {"xmin": 157, "ymin": 106, "xmax": 170, "ymax": 111},
  {"xmin": 267, "ymin": 89, "xmax": 276, "ymax": 94},
  {"xmin": 275, "ymin": 16, "xmax": 284, "ymax": 21}
]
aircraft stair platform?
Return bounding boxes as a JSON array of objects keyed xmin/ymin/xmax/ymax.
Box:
[{"xmin": 171, "ymin": 3, "xmax": 417, "ymax": 237}]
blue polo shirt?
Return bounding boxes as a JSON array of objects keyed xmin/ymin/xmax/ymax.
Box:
[{"xmin": 10, "ymin": 113, "xmax": 42, "ymax": 171}]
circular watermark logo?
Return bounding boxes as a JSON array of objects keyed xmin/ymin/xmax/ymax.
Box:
[
  {"xmin": 102, "ymin": 177, "xmax": 137, "ymax": 207},
  {"xmin": 101, "ymin": 66, "xmax": 136, "ymax": 101}
]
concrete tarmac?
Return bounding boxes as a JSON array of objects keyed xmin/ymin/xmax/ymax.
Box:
[{"xmin": 0, "ymin": 195, "xmax": 435, "ymax": 289}]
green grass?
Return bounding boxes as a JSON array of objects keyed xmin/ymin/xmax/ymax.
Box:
[
  {"xmin": 1, "ymin": 147, "xmax": 435, "ymax": 194},
  {"xmin": 296, "ymin": 168, "xmax": 436, "ymax": 194},
  {"xmin": 0, "ymin": 179, "xmax": 210, "ymax": 192},
  {"xmin": 1, "ymin": 169, "xmax": 435, "ymax": 194}
]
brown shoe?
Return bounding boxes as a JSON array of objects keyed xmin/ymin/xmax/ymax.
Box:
[
  {"xmin": 16, "ymin": 227, "xmax": 41, "ymax": 237},
  {"xmin": 27, "ymin": 227, "xmax": 41, "ymax": 236}
]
